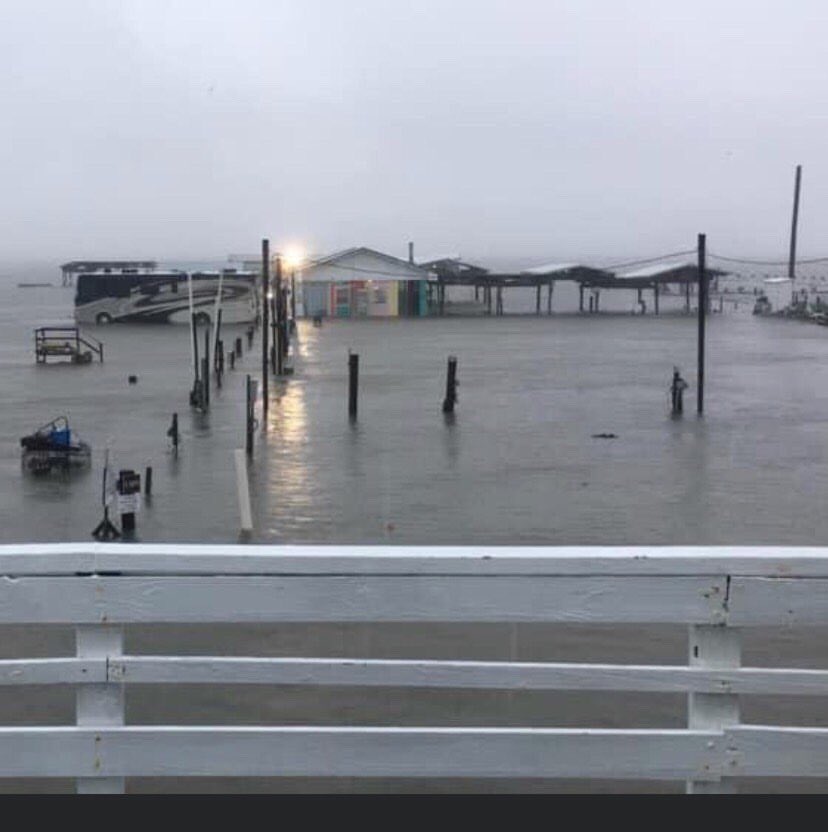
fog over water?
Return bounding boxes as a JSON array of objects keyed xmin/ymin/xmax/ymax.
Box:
[{"xmin": 3, "ymin": 1, "xmax": 828, "ymax": 263}]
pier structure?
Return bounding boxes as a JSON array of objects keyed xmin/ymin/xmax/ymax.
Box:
[{"xmin": 421, "ymin": 258, "xmax": 727, "ymax": 316}]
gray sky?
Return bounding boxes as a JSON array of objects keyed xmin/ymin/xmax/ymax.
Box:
[{"xmin": 2, "ymin": 0, "xmax": 827, "ymax": 263}]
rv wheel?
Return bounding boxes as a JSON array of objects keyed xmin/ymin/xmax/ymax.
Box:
[{"xmin": 96, "ymin": 313, "xmax": 113, "ymax": 325}]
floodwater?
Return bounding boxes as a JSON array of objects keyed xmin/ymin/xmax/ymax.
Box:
[{"xmin": 2, "ymin": 267, "xmax": 828, "ymax": 792}]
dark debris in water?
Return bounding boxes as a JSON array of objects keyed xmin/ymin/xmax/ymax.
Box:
[{"xmin": 591, "ymin": 432, "xmax": 618, "ymax": 439}]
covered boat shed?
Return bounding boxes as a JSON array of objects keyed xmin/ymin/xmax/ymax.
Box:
[{"xmin": 615, "ymin": 260, "xmax": 728, "ymax": 314}]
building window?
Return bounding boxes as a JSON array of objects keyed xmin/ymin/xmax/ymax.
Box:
[{"xmin": 373, "ymin": 287, "xmax": 387, "ymax": 304}]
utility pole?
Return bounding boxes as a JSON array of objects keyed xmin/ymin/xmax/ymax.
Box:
[
  {"xmin": 789, "ymin": 164, "xmax": 803, "ymax": 303},
  {"xmin": 697, "ymin": 233, "xmax": 707, "ymax": 416}
]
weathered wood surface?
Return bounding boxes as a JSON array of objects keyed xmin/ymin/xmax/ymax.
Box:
[
  {"xmin": 4, "ymin": 544, "xmax": 828, "ymax": 577},
  {"xmin": 0, "ymin": 658, "xmax": 105, "ymax": 685},
  {"xmin": 0, "ymin": 727, "xmax": 720, "ymax": 780},
  {"xmin": 75, "ymin": 625, "xmax": 124, "ymax": 793},
  {"xmin": 725, "ymin": 727, "xmax": 828, "ymax": 777},
  {"xmin": 5, "ymin": 656, "xmax": 828, "ymax": 696},
  {"xmin": 107, "ymin": 657, "xmax": 828, "ymax": 695},
  {"xmin": 728, "ymin": 577, "xmax": 828, "ymax": 625},
  {"xmin": 686, "ymin": 625, "xmax": 740, "ymax": 793},
  {"xmin": 2, "ymin": 546, "xmax": 828, "ymax": 789},
  {"xmin": 0, "ymin": 575, "xmax": 726, "ymax": 624}
]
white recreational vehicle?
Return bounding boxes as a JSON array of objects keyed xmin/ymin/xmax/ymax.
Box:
[{"xmin": 74, "ymin": 267, "xmax": 259, "ymax": 325}]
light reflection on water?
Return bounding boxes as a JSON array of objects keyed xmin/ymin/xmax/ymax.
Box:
[{"xmin": 3, "ymin": 278, "xmax": 828, "ymax": 546}]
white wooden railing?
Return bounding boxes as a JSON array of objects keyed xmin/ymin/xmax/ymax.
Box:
[{"xmin": 3, "ymin": 544, "xmax": 828, "ymax": 792}]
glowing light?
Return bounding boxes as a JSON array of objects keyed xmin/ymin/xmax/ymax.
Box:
[{"xmin": 283, "ymin": 246, "xmax": 306, "ymax": 269}]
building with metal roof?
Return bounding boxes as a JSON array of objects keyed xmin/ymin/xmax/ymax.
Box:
[{"xmin": 298, "ymin": 247, "xmax": 429, "ymax": 318}]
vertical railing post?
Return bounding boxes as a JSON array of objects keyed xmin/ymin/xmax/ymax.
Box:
[
  {"xmin": 686, "ymin": 625, "xmax": 740, "ymax": 794},
  {"xmin": 75, "ymin": 625, "xmax": 125, "ymax": 794}
]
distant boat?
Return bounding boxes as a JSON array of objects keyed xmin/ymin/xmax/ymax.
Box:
[{"xmin": 17, "ymin": 282, "xmax": 53, "ymax": 288}]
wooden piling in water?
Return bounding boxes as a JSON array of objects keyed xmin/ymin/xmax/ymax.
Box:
[
  {"xmin": 442, "ymin": 356, "xmax": 458, "ymax": 414},
  {"xmin": 269, "ymin": 294, "xmax": 277, "ymax": 376},
  {"xmin": 579, "ymin": 284, "xmax": 585, "ymax": 312},
  {"xmin": 168, "ymin": 413, "xmax": 179, "ymax": 456},
  {"xmin": 535, "ymin": 282, "xmax": 541, "ymax": 315},
  {"xmin": 291, "ymin": 271, "xmax": 297, "ymax": 325},
  {"xmin": 547, "ymin": 280, "xmax": 553, "ymax": 314},
  {"xmin": 348, "ymin": 353, "xmax": 359, "ymax": 421},
  {"xmin": 281, "ymin": 286, "xmax": 289, "ymax": 358},
  {"xmin": 202, "ymin": 357, "xmax": 209, "ymax": 408},
  {"xmin": 203, "ymin": 326, "xmax": 210, "ymax": 408},
  {"xmin": 697, "ymin": 233, "xmax": 707, "ymax": 416},
  {"xmin": 235, "ymin": 337, "xmax": 243, "ymax": 358},
  {"xmin": 144, "ymin": 466, "xmax": 152, "ymax": 497},
  {"xmin": 654, "ymin": 282, "xmax": 660, "ymax": 315},
  {"xmin": 245, "ymin": 375, "xmax": 254, "ymax": 456},
  {"xmin": 275, "ymin": 256, "xmax": 284, "ymax": 375},
  {"xmin": 261, "ymin": 239, "xmax": 269, "ymax": 426}
]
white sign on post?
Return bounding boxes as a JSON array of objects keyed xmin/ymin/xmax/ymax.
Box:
[{"xmin": 116, "ymin": 492, "xmax": 141, "ymax": 515}]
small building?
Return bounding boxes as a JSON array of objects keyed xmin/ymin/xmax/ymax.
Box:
[{"xmin": 298, "ymin": 247, "xmax": 429, "ymax": 318}]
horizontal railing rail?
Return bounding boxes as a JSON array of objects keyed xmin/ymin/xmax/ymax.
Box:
[{"xmin": 2, "ymin": 544, "xmax": 828, "ymax": 792}]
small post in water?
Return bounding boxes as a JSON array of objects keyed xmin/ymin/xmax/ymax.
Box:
[
  {"xmin": 442, "ymin": 356, "xmax": 458, "ymax": 415},
  {"xmin": 144, "ymin": 466, "xmax": 152, "ymax": 498},
  {"xmin": 670, "ymin": 367, "xmax": 688, "ymax": 416},
  {"xmin": 167, "ymin": 413, "xmax": 179, "ymax": 456},
  {"xmin": 348, "ymin": 352, "xmax": 359, "ymax": 421}
]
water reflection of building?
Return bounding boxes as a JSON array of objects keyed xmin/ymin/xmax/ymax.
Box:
[{"xmin": 298, "ymin": 247, "xmax": 429, "ymax": 319}]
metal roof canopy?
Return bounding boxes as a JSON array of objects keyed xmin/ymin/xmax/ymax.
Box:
[
  {"xmin": 615, "ymin": 261, "xmax": 728, "ymax": 286},
  {"xmin": 298, "ymin": 247, "xmax": 427, "ymax": 283}
]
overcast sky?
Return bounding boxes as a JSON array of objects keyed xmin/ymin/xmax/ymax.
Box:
[{"xmin": 2, "ymin": 0, "xmax": 827, "ymax": 263}]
